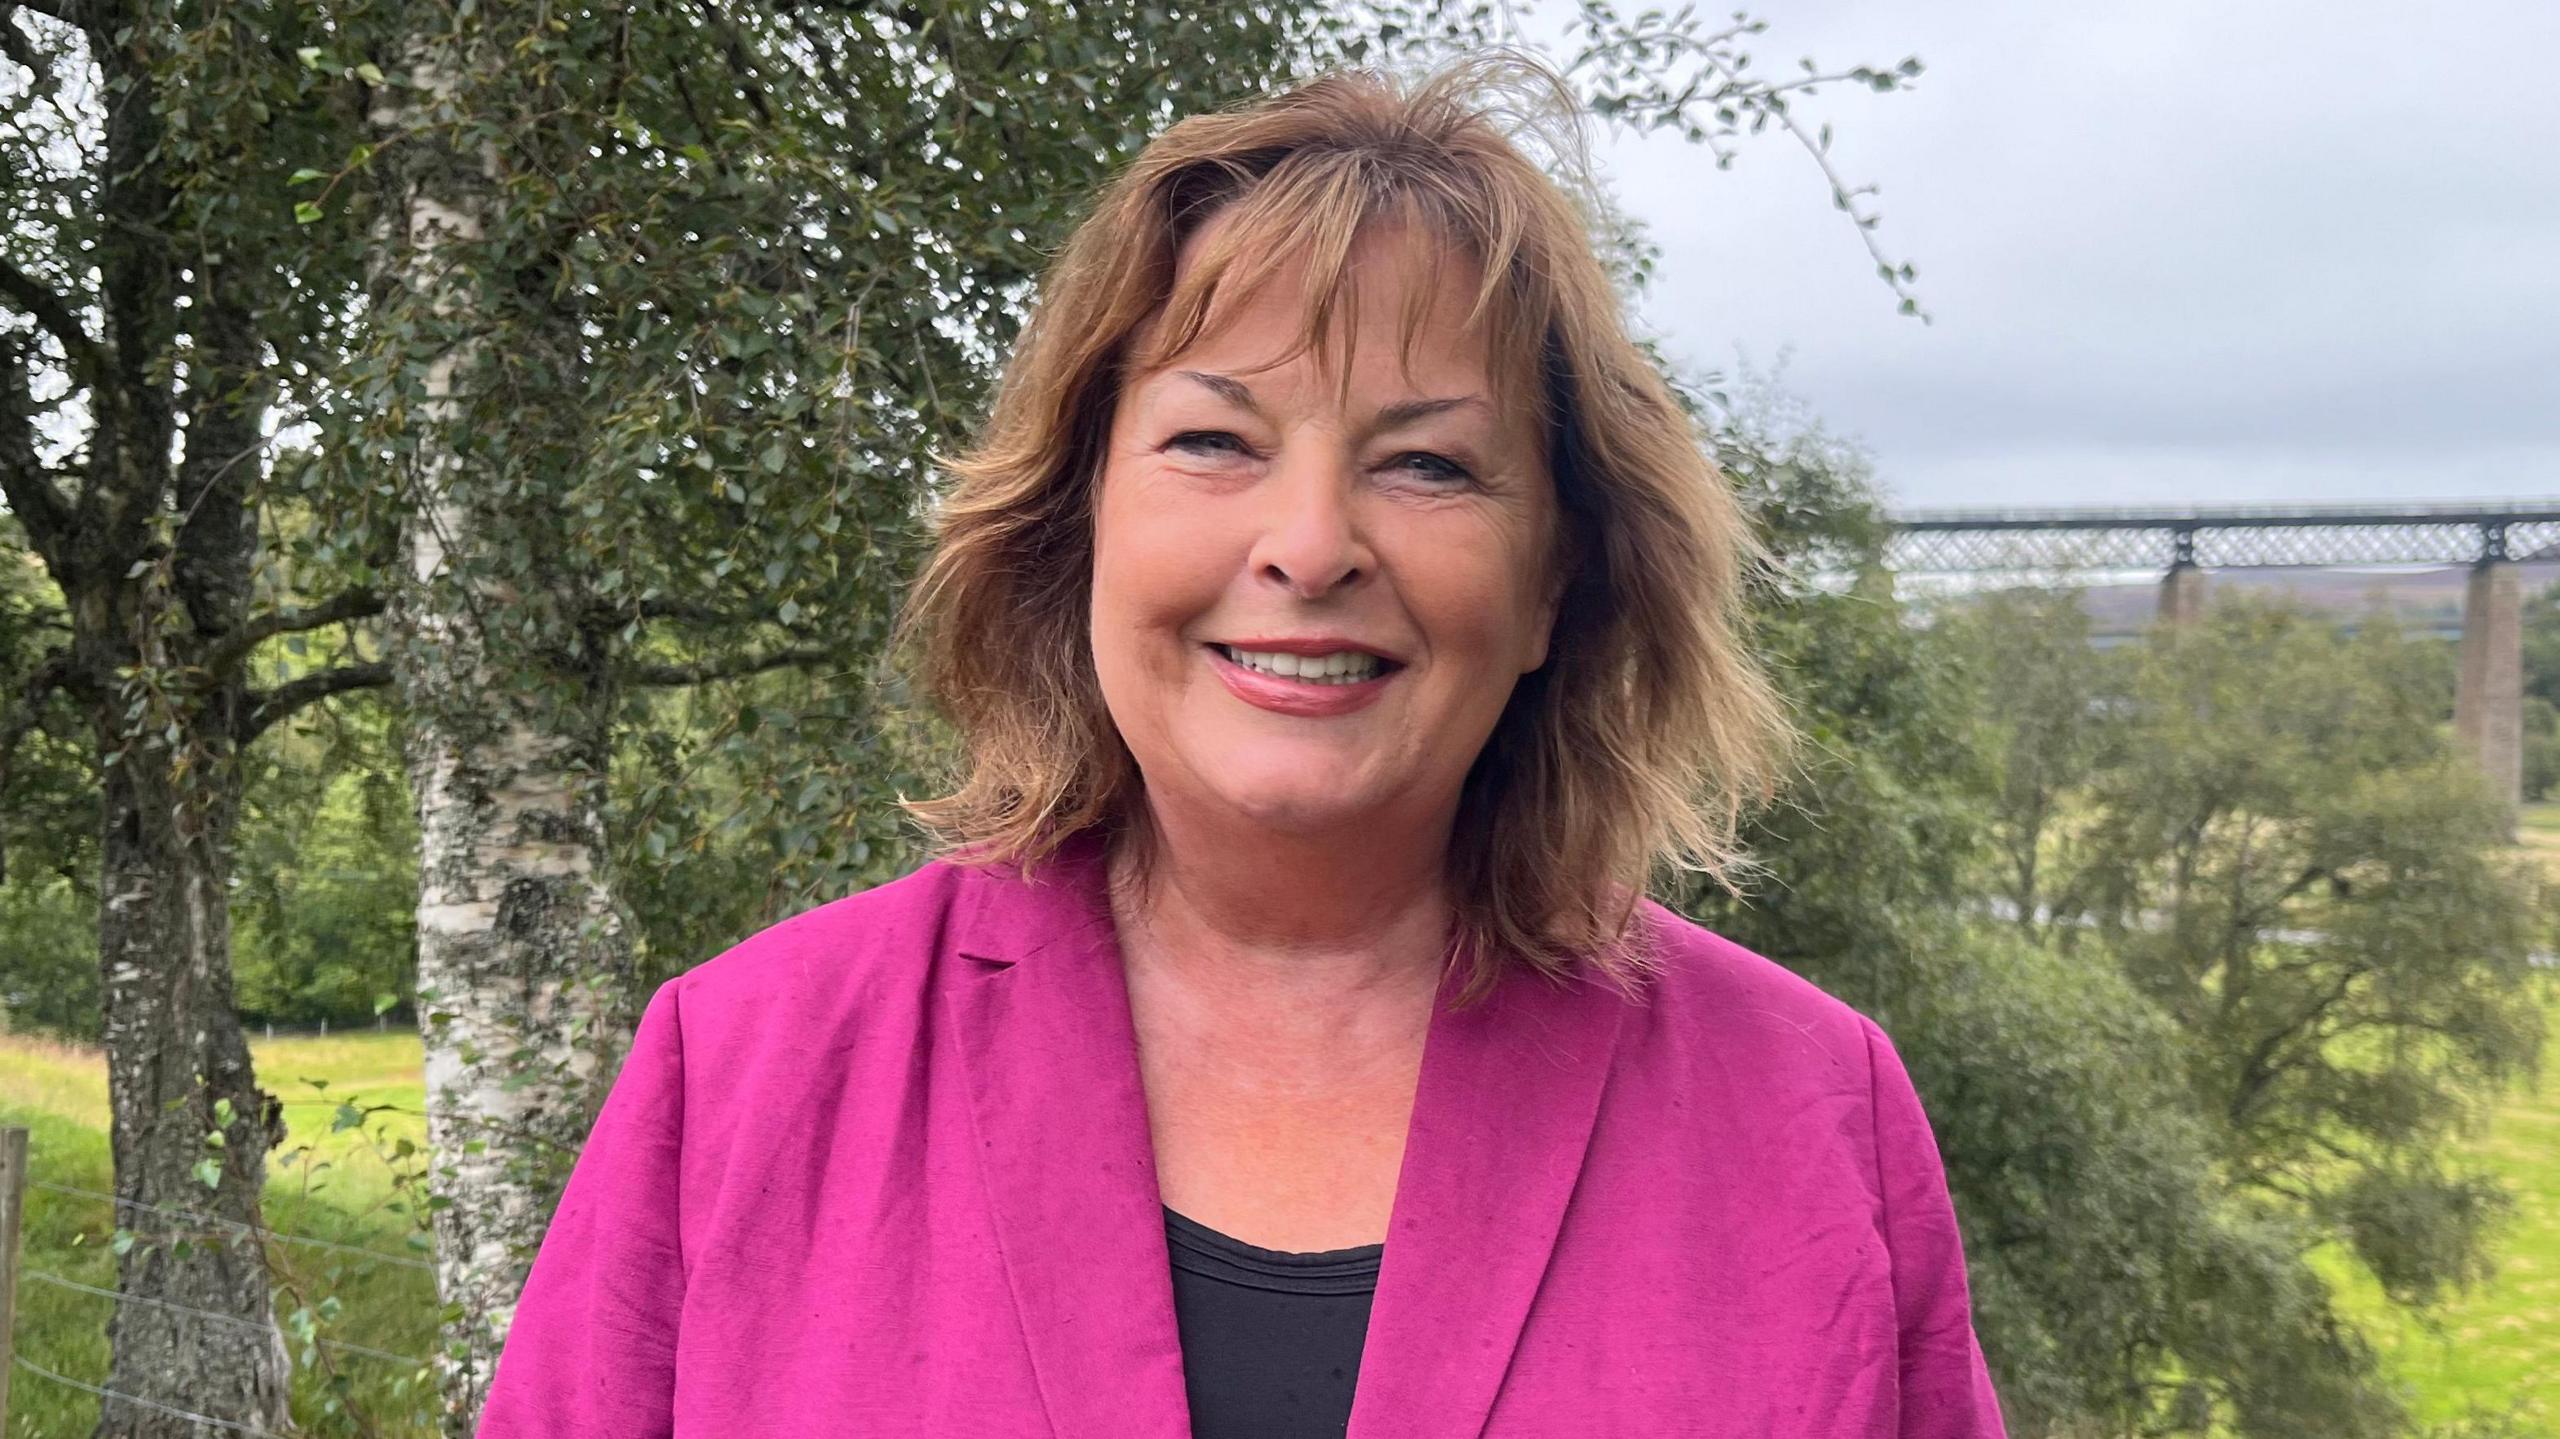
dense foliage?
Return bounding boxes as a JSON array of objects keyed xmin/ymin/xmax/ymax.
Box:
[{"xmin": 1665, "ymin": 403, "xmax": 2546, "ymax": 1436}]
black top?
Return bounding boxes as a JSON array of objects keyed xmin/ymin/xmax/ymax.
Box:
[{"xmin": 1163, "ymin": 1206, "xmax": 1385, "ymax": 1439}]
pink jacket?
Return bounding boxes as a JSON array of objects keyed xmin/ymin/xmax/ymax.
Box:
[{"xmin": 479, "ymin": 830, "xmax": 2007, "ymax": 1437}]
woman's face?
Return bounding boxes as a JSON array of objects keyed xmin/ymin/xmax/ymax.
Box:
[{"xmin": 1089, "ymin": 219, "xmax": 1561, "ymax": 847}]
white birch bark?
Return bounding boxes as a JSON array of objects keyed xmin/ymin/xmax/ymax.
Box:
[{"xmin": 371, "ymin": 41, "xmax": 636, "ymax": 1434}]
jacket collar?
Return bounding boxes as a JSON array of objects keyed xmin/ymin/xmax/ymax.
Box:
[{"xmin": 945, "ymin": 829, "xmax": 1631, "ymax": 1439}]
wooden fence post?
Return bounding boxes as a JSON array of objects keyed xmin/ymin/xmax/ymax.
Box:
[{"xmin": 0, "ymin": 1124, "xmax": 28, "ymax": 1432}]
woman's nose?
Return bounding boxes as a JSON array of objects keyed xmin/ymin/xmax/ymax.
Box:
[{"xmin": 1247, "ymin": 454, "xmax": 1374, "ymax": 599}]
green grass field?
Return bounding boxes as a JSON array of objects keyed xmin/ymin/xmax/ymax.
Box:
[
  {"xmin": 2513, "ymin": 800, "xmax": 2560, "ymax": 876},
  {"xmin": 2295, "ymin": 794, "xmax": 2560, "ymax": 1433},
  {"xmin": 0, "ymin": 1030, "xmax": 441, "ymax": 1438},
  {"xmin": 2311, "ymin": 972, "xmax": 2559, "ymax": 1433}
]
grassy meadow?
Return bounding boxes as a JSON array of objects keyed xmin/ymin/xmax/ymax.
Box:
[
  {"xmin": 2293, "ymin": 796, "xmax": 2560, "ymax": 1433},
  {"xmin": 0, "ymin": 1030, "xmax": 440, "ymax": 1438},
  {"xmin": 2311, "ymin": 971, "xmax": 2559, "ymax": 1433}
]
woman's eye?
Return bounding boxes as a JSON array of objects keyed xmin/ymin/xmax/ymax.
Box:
[
  {"xmin": 1166, "ymin": 430, "xmax": 1250, "ymax": 457},
  {"xmin": 1388, "ymin": 451, "xmax": 1474, "ymax": 484}
]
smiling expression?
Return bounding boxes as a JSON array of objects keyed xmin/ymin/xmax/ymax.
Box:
[{"xmin": 1088, "ymin": 216, "xmax": 1563, "ymax": 844}]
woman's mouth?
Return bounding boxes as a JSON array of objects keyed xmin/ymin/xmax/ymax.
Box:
[
  {"xmin": 1211, "ymin": 644, "xmax": 1392, "ymax": 685},
  {"xmin": 1205, "ymin": 643, "xmax": 1400, "ymax": 717}
]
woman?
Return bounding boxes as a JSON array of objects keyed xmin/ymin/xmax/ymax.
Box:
[{"xmin": 479, "ymin": 55, "xmax": 2007, "ymax": 1439}]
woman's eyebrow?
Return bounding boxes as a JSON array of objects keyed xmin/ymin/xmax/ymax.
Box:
[
  {"xmin": 1174, "ymin": 370, "xmax": 1486, "ymax": 432},
  {"xmin": 1176, "ymin": 369, "xmax": 1263, "ymax": 414},
  {"xmin": 1373, "ymin": 394, "xmax": 1488, "ymax": 430}
]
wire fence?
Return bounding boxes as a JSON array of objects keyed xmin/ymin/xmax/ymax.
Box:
[
  {"xmin": 27, "ymin": 1178, "xmax": 438, "ymax": 1272},
  {"xmin": 10, "ymin": 1140, "xmax": 444, "ymax": 1435},
  {"xmin": 12, "ymin": 1354, "xmax": 303, "ymax": 1438},
  {"xmin": 250, "ymin": 1016, "xmax": 413, "ymax": 1040},
  {"xmin": 21, "ymin": 1270, "xmax": 427, "ymax": 1367}
]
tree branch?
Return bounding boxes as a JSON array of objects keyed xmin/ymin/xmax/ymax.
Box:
[
  {"xmin": 237, "ymin": 661, "xmax": 395, "ymax": 743},
  {"xmin": 689, "ymin": 0, "xmax": 775, "ymax": 126},
  {"xmin": 624, "ymin": 645, "xmax": 833, "ymax": 687},
  {"xmin": 202, "ymin": 587, "xmax": 387, "ymax": 678},
  {"xmin": 171, "ymin": 279, "xmax": 267, "ymax": 642},
  {"xmin": 2249, "ymin": 862, "xmax": 2338, "ymax": 926},
  {"xmin": 2226, "ymin": 963, "xmax": 2369, "ymax": 1130},
  {"xmin": 0, "ymin": 332, "xmax": 75, "ymax": 563},
  {"xmin": 0, "ymin": 256, "xmax": 107, "ymax": 392}
]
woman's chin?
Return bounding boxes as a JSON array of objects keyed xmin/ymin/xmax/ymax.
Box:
[{"xmin": 1197, "ymin": 781, "xmax": 1391, "ymax": 841}]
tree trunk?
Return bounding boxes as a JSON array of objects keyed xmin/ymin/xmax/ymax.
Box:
[
  {"xmin": 81, "ymin": 28, "xmax": 294, "ymax": 1435},
  {"xmin": 94, "ymin": 714, "xmax": 294, "ymax": 1439},
  {"xmin": 396, "ymin": 525, "xmax": 631, "ymax": 1432},
  {"xmin": 371, "ymin": 36, "xmax": 637, "ymax": 1434}
]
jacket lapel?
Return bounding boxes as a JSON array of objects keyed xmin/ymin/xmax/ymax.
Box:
[
  {"xmin": 1347, "ymin": 947, "xmax": 1629, "ymax": 1439},
  {"xmin": 945, "ymin": 832, "xmax": 1195, "ymax": 1439},
  {"xmin": 946, "ymin": 831, "xmax": 1631, "ymax": 1439}
]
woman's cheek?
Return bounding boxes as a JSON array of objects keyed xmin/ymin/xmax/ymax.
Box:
[
  {"xmin": 1400, "ymin": 515, "xmax": 1548, "ymax": 658},
  {"xmin": 1096, "ymin": 500, "xmax": 1229, "ymax": 676}
]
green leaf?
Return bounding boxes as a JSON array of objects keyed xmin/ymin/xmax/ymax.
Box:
[
  {"xmin": 355, "ymin": 62, "xmax": 386, "ymax": 85},
  {"xmin": 192, "ymin": 1157, "xmax": 224, "ymax": 1189},
  {"xmin": 294, "ymin": 201, "xmax": 323, "ymax": 225},
  {"xmin": 374, "ymin": 992, "xmax": 399, "ymax": 1016},
  {"xmin": 290, "ymin": 168, "xmax": 329, "ymax": 186}
]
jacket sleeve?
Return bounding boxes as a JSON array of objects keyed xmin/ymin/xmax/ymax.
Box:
[
  {"xmin": 478, "ymin": 976, "xmax": 689, "ymax": 1437},
  {"xmin": 1860, "ymin": 1015, "xmax": 2008, "ymax": 1439}
]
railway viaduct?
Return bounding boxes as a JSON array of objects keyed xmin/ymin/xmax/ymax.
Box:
[{"xmin": 1884, "ymin": 501, "xmax": 2560, "ymax": 823}]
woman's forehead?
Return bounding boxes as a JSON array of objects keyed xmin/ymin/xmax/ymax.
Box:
[{"xmin": 1137, "ymin": 210, "xmax": 1526, "ymax": 407}]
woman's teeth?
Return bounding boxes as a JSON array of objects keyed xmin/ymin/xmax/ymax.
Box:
[{"xmin": 1219, "ymin": 646, "xmax": 1383, "ymax": 684}]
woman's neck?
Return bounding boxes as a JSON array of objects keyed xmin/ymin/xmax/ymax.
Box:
[{"xmin": 1108, "ymin": 801, "xmax": 1455, "ymax": 1009}]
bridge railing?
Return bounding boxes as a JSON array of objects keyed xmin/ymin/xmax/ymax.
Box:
[{"xmin": 1884, "ymin": 501, "xmax": 2560, "ymax": 576}]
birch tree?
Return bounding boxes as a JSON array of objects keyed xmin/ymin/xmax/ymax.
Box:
[{"xmin": 355, "ymin": 15, "xmax": 631, "ymax": 1429}]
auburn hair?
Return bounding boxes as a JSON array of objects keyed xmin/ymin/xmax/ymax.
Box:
[{"xmin": 894, "ymin": 52, "xmax": 1794, "ymax": 1004}]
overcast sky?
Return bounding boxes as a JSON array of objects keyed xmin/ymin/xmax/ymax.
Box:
[{"xmin": 1541, "ymin": 0, "xmax": 2560, "ymax": 514}]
